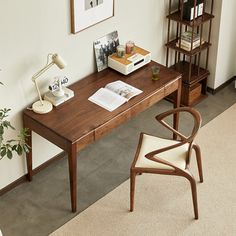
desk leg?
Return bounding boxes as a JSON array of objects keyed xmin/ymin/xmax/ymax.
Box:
[
  {"xmin": 26, "ymin": 128, "xmax": 33, "ymax": 181},
  {"xmin": 68, "ymin": 143, "xmax": 77, "ymax": 212},
  {"xmin": 173, "ymin": 79, "xmax": 182, "ymax": 139}
]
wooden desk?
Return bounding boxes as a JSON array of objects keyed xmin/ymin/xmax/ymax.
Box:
[{"xmin": 23, "ymin": 61, "xmax": 182, "ymax": 212}]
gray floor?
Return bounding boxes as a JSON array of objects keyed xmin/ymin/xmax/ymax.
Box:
[{"xmin": 1, "ymin": 81, "xmax": 236, "ymax": 236}]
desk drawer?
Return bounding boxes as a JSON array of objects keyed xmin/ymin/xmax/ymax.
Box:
[
  {"xmin": 76, "ymin": 131, "xmax": 95, "ymax": 152},
  {"xmin": 130, "ymin": 87, "xmax": 165, "ymax": 117},
  {"xmin": 95, "ymin": 111, "xmax": 131, "ymax": 140},
  {"xmin": 164, "ymin": 78, "xmax": 179, "ymax": 96}
]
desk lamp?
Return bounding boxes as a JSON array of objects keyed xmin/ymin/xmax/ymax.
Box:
[{"xmin": 31, "ymin": 53, "xmax": 67, "ymax": 114}]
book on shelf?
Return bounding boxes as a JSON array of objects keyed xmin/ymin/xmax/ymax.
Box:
[
  {"xmin": 176, "ymin": 39, "xmax": 204, "ymax": 51},
  {"xmin": 181, "ymin": 31, "xmax": 200, "ymax": 42},
  {"xmin": 176, "ymin": 41, "xmax": 203, "ymax": 51},
  {"xmin": 88, "ymin": 80, "xmax": 143, "ymax": 112},
  {"xmin": 176, "ymin": 43, "xmax": 198, "ymax": 51},
  {"xmin": 179, "ymin": 38, "xmax": 201, "ymax": 47},
  {"xmin": 183, "ymin": 0, "xmax": 204, "ymax": 21},
  {"xmin": 198, "ymin": 0, "xmax": 204, "ymax": 17}
]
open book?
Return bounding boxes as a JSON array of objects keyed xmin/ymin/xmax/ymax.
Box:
[{"xmin": 88, "ymin": 80, "xmax": 143, "ymax": 111}]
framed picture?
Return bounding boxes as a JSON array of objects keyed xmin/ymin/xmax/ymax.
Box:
[
  {"xmin": 70, "ymin": 0, "xmax": 114, "ymax": 34},
  {"xmin": 94, "ymin": 30, "xmax": 119, "ymax": 72}
]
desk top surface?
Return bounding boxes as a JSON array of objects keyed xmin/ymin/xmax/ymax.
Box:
[{"xmin": 24, "ymin": 61, "xmax": 181, "ymax": 143}]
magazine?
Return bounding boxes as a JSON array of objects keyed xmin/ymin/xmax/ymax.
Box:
[{"xmin": 88, "ymin": 80, "xmax": 143, "ymax": 111}]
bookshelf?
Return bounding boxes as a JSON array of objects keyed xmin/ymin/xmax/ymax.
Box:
[{"xmin": 166, "ymin": 0, "xmax": 214, "ymax": 106}]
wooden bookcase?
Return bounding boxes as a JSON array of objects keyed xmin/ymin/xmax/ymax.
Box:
[{"xmin": 166, "ymin": 0, "xmax": 214, "ymax": 106}]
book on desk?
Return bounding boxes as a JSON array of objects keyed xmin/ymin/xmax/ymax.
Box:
[{"xmin": 88, "ymin": 80, "xmax": 142, "ymax": 112}]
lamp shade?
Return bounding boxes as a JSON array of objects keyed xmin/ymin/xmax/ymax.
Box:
[{"xmin": 52, "ymin": 54, "xmax": 67, "ymax": 69}]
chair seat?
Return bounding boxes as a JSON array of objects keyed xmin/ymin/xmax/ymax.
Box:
[{"xmin": 135, "ymin": 134, "xmax": 189, "ymax": 170}]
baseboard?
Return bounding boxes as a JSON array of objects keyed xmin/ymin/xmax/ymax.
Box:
[
  {"xmin": 0, "ymin": 151, "xmax": 66, "ymax": 196},
  {"xmin": 207, "ymin": 76, "xmax": 236, "ymax": 94}
]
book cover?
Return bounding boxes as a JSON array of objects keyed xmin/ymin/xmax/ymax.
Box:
[
  {"xmin": 178, "ymin": 39, "xmax": 201, "ymax": 47},
  {"xmin": 181, "ymin": 31, "xmax": 200, "ymax": 42}
]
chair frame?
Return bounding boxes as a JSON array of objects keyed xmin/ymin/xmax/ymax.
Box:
[{"xmin": 130, "ymin": 107, "xmax": 203, "ymax": 219}]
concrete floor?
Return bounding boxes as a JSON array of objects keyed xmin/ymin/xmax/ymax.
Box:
[{"xmin": 0, "ymin": 81, "xmax": 236, "ymax": 236}]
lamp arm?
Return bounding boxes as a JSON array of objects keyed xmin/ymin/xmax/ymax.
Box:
[
  {"xmin": 32, "ymin": 61, "xmax": 54, "ymax": 81},
  {"xmin": 34, "ymin": 80, "xmax": 43, "ymax": 105},
  {"xmin": 31, "ymin": 61, "xmax": 55, "ymax": 105}
]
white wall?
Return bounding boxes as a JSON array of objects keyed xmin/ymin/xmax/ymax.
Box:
[
  {"xmin": 212, "ymin": 0, "xmax": 236, "ymax": 89},
  {"xmin": 206, "ymin": 0, "xmax": 222, "ymax": 89},
  {"xmin": 0, "ymin": 0, "xmax": 168, "ymax": 189}
]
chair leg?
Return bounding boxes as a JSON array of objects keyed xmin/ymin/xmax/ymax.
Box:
[
  {"xmin": 189, "ymin": 177, "xmax": 199, "ymax": 220},
  {"xmin": 193, "ymin": 144, "xmax": 203, "ymax": 183},
  {"xmin": 130, "ymin": 170, "xmax": 136, "ymax": 212}
]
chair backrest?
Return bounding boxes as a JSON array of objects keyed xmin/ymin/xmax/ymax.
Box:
[{"xmin": 155, "ymin": 107, "xmax": 202, "ymax": 145}]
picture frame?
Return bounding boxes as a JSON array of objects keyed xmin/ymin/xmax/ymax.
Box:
[
  {"xmin": 70, "ymin": 0, "xmax": 114, "ymax": 34},
  {"xmin": 94, "ymin": 30, "xmax": 119, "ymax": 72}
]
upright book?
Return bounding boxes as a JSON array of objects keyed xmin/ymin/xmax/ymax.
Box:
[{"xmin": 88, "ymin": 80, "xmax": 142, "ymax": 111}]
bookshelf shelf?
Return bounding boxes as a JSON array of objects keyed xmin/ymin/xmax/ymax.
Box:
[
  {"xmin": 170, "ymin": 61, "xmax": 210, "ymax": 85},
  {"xmin": 166, "ymin": 39, "xmax": 211, "ymax": 56},
  {"xmin": 167, "ymin": 11, "xmax": 214, "ymax": 26}
]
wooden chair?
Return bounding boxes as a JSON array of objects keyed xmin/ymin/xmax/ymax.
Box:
[{"xmin": 130, "ymin": 107, "xmax": 203, "ymax": 219}]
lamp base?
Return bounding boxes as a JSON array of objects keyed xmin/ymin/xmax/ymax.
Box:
[{"xmin": 32, "ymin": 100, "xmax": 53, "ymax": 114}]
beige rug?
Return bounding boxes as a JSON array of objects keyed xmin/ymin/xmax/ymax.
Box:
[{"xmin": 50, "ymin": 104, "xmax": 236, "ymax": 236}]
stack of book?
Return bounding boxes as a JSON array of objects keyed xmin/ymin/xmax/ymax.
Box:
[{"xmin": 176, "ymin": 31, "xmax": 203, "ymax": 51}]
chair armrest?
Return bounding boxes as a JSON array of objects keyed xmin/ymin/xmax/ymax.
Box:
[
  {"xmin": 145, "ymin": 152, "xmax": 182, "ymax": 171},
  {"xmin": 145, "ymin": 141, "xmax": 186, "ymax": 171}
]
